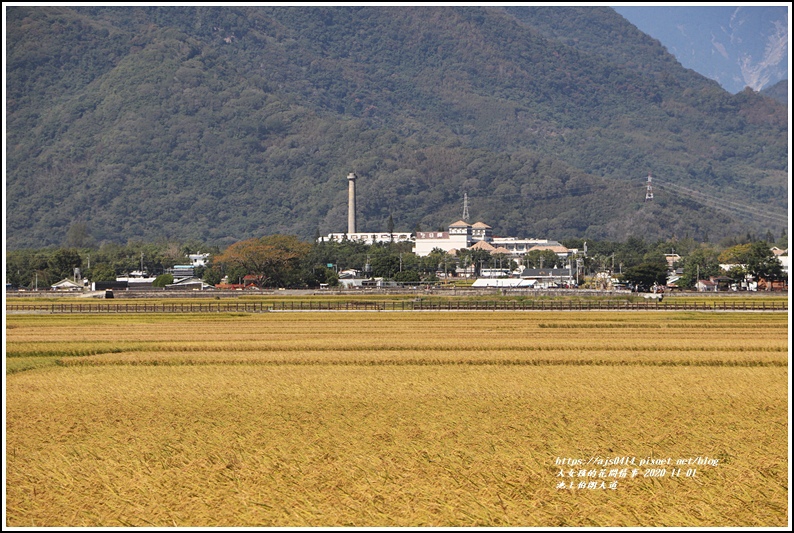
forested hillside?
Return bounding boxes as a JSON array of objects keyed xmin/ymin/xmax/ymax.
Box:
[
  {"xmin": 6, "ymin": 6, "xmax": 788, "ymax": 249},
  {"xmin": 761, "ymin": 79, "xmax": 788, "ymax": 105}
]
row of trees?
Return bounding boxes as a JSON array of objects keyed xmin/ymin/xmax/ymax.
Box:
[
  {"xmin": 5, "ymin": 240, "xmax": 219, "ymax": 290},
  {"xmin": 6, "ymin": 233, "xmax": 786, "ymax": 291},
  {"xmin": 569, "ymin": 237, "xmax": 786, "ymax": 291}
]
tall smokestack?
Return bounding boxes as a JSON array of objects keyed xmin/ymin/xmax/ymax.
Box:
[{"xmin": 347, "ymin": 172, "xmax": 357, "ymax": 234}]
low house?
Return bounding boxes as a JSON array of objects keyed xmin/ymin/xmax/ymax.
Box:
[
  {"xmin": 215, "ymin": 283, "xmax": 258, "ymax": 290},
  {"xmin": 757, "ymin": 278, "xmax": 787, "ymax": 291},
  {"xmin": 471, "ymin": 278, "xmax": 536, "ymax": 288},
  {"xmin": 711, "ymin": 276, "xmax": 734, "ymax": 291},
  {"xmin": 520, "ymin": 268, "xmax": 575, "ymax": 288},
  {"xmin": 92, "ymin": 281, "xmax": 128, "ymax": 291},
  {"xmin": 51, "ymin": 278, "xmax": 83, "ymax": 291},
  {"xmin": 338, "ymin": 269, "xmax": 367, "ymax": 288},
  {"xmin": 117, "ymin": 271, "xmax": 156, "ymax": 290},
  {"xmin": 696, "ymin": 279, "xmax": 718, "ymax": 292},
  {"xmin": 168, "ymin": 265, "xmax": 195, "ymax": 279},
  {"xmin": 165, "ymin": 277, "xmax": 210, "ymax": 290}
]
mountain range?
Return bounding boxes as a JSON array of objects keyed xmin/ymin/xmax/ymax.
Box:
[{"xmin": 5, "ymin": 6, "xmax": 788, "ymax": 250}]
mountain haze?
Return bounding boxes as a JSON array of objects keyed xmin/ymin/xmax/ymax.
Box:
[
  {"xmin": 613, "ymin": 6, "xmax": 789, "ymax": 94},
  {"xmin": 5, "ymin": 6, "xmax": 788, "ymax": 249}
]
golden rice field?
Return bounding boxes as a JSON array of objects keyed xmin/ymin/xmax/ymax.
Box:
[{"xmin": 5, "ymin": 310, "xmax": 789, "ymax": 526}]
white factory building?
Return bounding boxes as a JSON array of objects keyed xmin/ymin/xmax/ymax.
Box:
[
  {"xmin": 413, "ymin": 219, "xmax": 574, "ymax": 264},
  {"xmin": 318, "ymin": 172, "xmax": 576, "ymax": 263},
  {"xmin": 318, "ymin": 232, "xmax": 414, "ymax": 245},
  {"xmin": 413, "ymin": 220, "xmax": 474, "ymax": 256}
]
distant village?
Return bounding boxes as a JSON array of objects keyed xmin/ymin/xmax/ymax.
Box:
[
  {"xmin": 31, "ymin": 173, "xmax": 789, "ymax": 295},
  {"xmin": 318, "ymin": 217, "xmax": 788, "ymax": 292}
]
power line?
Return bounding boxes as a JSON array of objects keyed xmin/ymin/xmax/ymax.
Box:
[
  {"xmin": 403, "ymin": 177, "xmax": 785, "ymax": 226},
  {"xmin": 654, "ymin": 181, "xmax": 787, "ymax": 224}
]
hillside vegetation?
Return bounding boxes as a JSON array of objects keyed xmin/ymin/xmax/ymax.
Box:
[
  {"xmin": 6, "ymin": 6, "xmax": 788, "ymax": 249},
  {"xmin": 761, "ymin": 79, "xmax": 788, "ymax": 105}
]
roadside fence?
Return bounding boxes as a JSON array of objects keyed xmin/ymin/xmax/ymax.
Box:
[{"xmin": 5, "ymin": 299, "xmax": 788, "ymax": 314}]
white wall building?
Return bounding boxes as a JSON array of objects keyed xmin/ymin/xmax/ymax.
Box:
[
  {"xmin": 471, "ymin": 222, "xmax": 493, "ymax": 242},
  {"xmin": 319, "ymin": 232, "xmax": 414, "ymax": 245},
  {"xmin": 413, "ymin": 220, "xmax": 473, "ymax": 256},
  {"xmin": 189, "ymin": 253, "xmax": 210, "ymax": 267},
  {"xmin": 491, "ymin": 238, "xmax": 571, "ymax": 261},
  {"xmin": 412, "ymin": 220, "xmax": 575, "ymax": 264}
]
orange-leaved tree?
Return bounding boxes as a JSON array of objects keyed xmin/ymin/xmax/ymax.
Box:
[{"xmin": 213, "ymin": 235, "xmax": 311, "ymax": 288}]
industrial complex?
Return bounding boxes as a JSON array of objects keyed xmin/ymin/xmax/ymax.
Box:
[{"xmin": 320, "ymin": 172, "xmax": 578, "ymax": 262}]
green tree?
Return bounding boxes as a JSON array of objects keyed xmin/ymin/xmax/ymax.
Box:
[
  {"xmin": 47, "ymin": 248, "xmax": 83, "ymax": 281},
  {"xmin": 308, "ymin": 266, "xmax": 339, "ymax": 287},
  {"xmin": 615, "ymin": 236, "xmax": 649, "ymax": 270},
  {"xmin": 394, "ymin": 270, "xmax": 421, "ymax": 283},
  {"xmin": 369, "ymin": 246, "xmax": 400, "ymax": 278},
  {"xmin": 718, "ymin": 243, "xmax": 753, "ymax": 264},
  {"xmin": 152, "ymin": 273, "xmax": 174, "ymax": 287},
  {"xmin": 459, "ymin": 248, "xmax": 491, "ymax": 276},
  {"xmin": 420, "ymin": 248, "xmax": 456, "ymax": 278},
  {"xmin": 89, "ymin": 264, "xmax": 117, "ymax": 282},
  {"xmin": 622, "ymin": 262, "xmax": 668, "ymax": 292},
  {"xmin": 202, "ymin": 267, "xmax": 223, "ymax": 287},
  {"xmin": 679, "ymin": 245, "xmax": 721, "ymax": 289},
  {"xmin": 745, "ymin": 241, "xmax": 783, "ymax": 287},
  {"xmin": 725, "ymin": 265, "xmax": 747, "ymax": 286},
  {"xmin": 641, "ymin": 250, "xmax": 668, "ymax": 269},
  {"xmin": 524, "ymin": 249, "xmax": 562, "ymax": 269}
]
